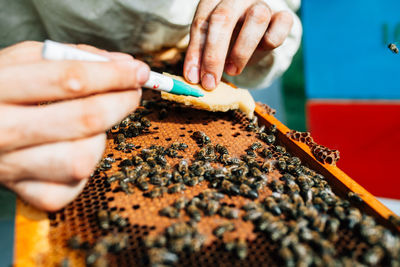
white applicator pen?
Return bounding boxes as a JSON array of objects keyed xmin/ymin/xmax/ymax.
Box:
[{"xmin": 42, "ymin": 40, "xmax": 204, "ymax": 97}]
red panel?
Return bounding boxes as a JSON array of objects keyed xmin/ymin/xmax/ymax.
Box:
[{"xmin": 307, "ymin": 101, "xmax": 400, "ymax": 199}]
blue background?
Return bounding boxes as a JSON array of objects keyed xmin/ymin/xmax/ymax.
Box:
[{"xmin": 302, "ymin": 0, "xmax": 400, "ymax": 99}]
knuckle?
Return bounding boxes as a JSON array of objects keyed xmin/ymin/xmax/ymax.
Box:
[
  {"xmin": 276, "ymin": 11, "xmax": 294, "ymax": 25},
  {"xmin": 230, "ymin": 49, "xmax": 249, "ymax": 64},
  {"xmin": 70, "ymin": 150, "xmax": 96, "ymax": 181},
  {"xmin": 192, "ymin": 17, "xmax": 209, "ymax": 34},
  {"xmin": 249, "ymin": 4, "xmax": 271, "ymax": 24},
  {"xmin": 59, "ymin": 62, "xmax": 88, "ymax": 93},
  {"xmin": 79, "ymin": 101, "xmax": 106, "ymax": 133},
  {"xmin": 210, "ymin": 8, "xmax": 230, "ymax": 24},
  {"xmin": 203, "ymin": 53, "xmax": 222, "ymax": 70}
]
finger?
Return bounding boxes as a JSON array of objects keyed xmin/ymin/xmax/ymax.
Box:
[
  {"xmin": 0, "ymin": 89, "xmax": 141, "ymax": 152},
  {"xmin": 5, "ymin": 178, "xmax": 87, "ymax": 211},
  {"xmin": 225, "ymin": 2, "xmax": 272, "ymax": 75},
  {"xmin": 0, "ymin": 134, "xmax": 106, "ymax": 184},
  {"xmin": 259, "ymin": 11, "xmax": 293, "ymax": 51},
  {"xmin": 0, "ymin": 58, "xmax": 149, "ymax": 104},
  {"xmin": 200, "ymin": 0, "xmax": 256, "ymax": 90},
  {"xmin": 0, "ymin": 41, "xmax": 133, "ymax": 68},
  {"xmin": 184, "ymin": 0, "xmax": 221, "ymax": 84}
]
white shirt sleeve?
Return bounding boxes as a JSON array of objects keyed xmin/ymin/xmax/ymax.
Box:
[{"xmin": 223, "ymin": 0, "xmax": 302, "ymax": 89}]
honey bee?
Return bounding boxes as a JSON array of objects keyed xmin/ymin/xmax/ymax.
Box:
[
  {"xmin": 144, "ymin": 235, "xmax": 167, "ymax": 248},
  {"xmin": 219, "ymin": 205, "xmax": 239, "ymax": 219},
  {"xmin": 243, "ymin": 209, "xmax": 263, "ymax": 222},
  {"xmin": 186, "ymin": 204, "xmax": 202, "ymax": 221},
  {"xmin": 215, "ymin": 144, "xmax": 229, "ymax": 155},
  {"xmin": 97, "ymin": 210, "xmax": 110, "ymax": 230},
  {"xmin": 109, "ymin": 211, "xmax": 128, "ymax": 228},
  {"xmin": 168, "ymin": 183, "xmax": 186, "ymax": 194},
  {"xmin": 159, "ymin": 206, "xmax": 180, "ymax": 218},
  {"xmin": 178, "ymin": 160, "xmax": 189, "ymax": 174},
  {"xmin": 68, "ymin": 235, "xmax": 83, "ymax": 249},
  {"xmin": 144, "ymin": 187, "xmax": 167, "ymax": 198},
  {"xmin": 388, "ymin": 43, "xmax": 399, "ymax": 54},
  {"xmin": 192, "ymin": 131, "xmax": 211, "ymax": 145},
  {"xmin": 166, "ymin": 222, "xmax": 192, "ymax": 238},
  {"xmin": 213, "ymin": 221, "xmax": 235, "ymax": 237},
  {"xmin": 148, "ymin": 248, "xmax": 178, "ymax": 265},
  {"xmin": 221, "ymin": 180, "xmax": 240, "ymax": 195},
  {"xmin": 347, "ymin": 192, "xmax": 363, "ymax": 203},
  {"xmin": 188, "ymin": 233, "xmax": 205, "ymax": 253},
  {"xmin": 204, "ymin": 199, "xmax": 220, "ymax": 216},
  {"xmin": 239, "ymin": 183, "xmax": 258, "ymax": 199},
  {"xmin": 174, "ymin": 197, "xmax": 189, "ymax": 210},
  {"xmin": 236, "ymin": 239, "xmax": 248, "ymax": 259}
]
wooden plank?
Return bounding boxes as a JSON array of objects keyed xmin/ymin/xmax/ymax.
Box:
[
  {"xmin": 14, "ymin": 199, "xmax": 50, "ymax": 267},
  {"xmin": 255, "ymin": 105, "xmax": 399, "ymax": 231}
]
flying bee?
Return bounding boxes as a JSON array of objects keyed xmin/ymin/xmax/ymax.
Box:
[
  {"xmin": 213, "ymin": 221, "xmax": 235, "ymax": 237},
  {"xmin": 159, "ymin": 206, "xmax": 180, "ymax": 218},
  {"xmin": 388, "ymin": 43, "xmax": 399, "ymax": 54}
]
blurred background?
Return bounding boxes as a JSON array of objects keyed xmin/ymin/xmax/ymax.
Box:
[
  {"xmin": 252, "ymin": 0, "xmax": 400, "ymax": 215},
  {"xmin": 1, "ymin": 0, "xmax": 400, "ymax": 265}
]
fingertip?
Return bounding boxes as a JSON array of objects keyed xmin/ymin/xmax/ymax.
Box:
[
  {"xmin": 186, "ymin": 66, "xmax": 200, "ymax": 84},
  {"xmin": 201, "ymin": 73, "xmax": 216, "ymax": 90},
  {"xmin": 225, "ymin": 63, "xmax": 238, "ymax": 76},
  {"xmin": 136, "ymin": 62, "xmax": 150, "ymax": 85}
]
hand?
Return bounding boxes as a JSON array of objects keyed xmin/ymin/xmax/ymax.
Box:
[
  {"xmin": 0, "ymin": 41, "xmax": 150, "ymax": 211},
  {"xmin": 184, "ymin": 0, "xmax": 293, "ymax": 90}
]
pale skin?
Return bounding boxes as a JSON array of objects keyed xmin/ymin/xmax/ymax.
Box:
[
  {"xmin": 184, "ymin": 0, "xmax": 294, "ymax": 90},
  {"xmin": 0, "ymin": 0, "xmax": 293, "ymax": 211},
  {"xmin": 0, "ymin": 41, "xmax": 150, "ymax": 211}
]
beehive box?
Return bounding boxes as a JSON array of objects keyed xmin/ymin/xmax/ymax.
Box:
[{"xmin": 13, "ymin": 79, "xmax": 400, "ymax": 266}]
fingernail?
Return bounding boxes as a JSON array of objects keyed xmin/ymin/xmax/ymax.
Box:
[
  {"xmin": 225, "ymin": 63, "xmax": 237, "ymax": 75},
  {"xmin": 136, "ymin": 64, "xmax": 150, "ymax": 85},
  {"xmin": 187, "ymin": 66, "xmax": 199, "ymax": 83},
  {"xmin": 202, "ymin": 73, "xmax": 216, "ymax": 90}
]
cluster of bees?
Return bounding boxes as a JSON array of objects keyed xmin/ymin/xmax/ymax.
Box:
[
  {"xmin": 287, "ymin": 130, "xmax": 340, "ymax": 165},
  {"xmin": 64, "ymin": 98, "xmax": 399, "ymax": 266}
]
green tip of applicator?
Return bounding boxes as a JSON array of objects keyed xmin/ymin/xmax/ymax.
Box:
[{"xmin": 171, "ymin": 79, "xmax": 204, "ymax": 97}]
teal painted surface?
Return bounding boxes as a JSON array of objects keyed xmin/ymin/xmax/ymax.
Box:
[
  {"xmin": 303, "ymin": 0, "xmax": 400, "ymax": 99},
  {"xmin": 0, "ymin": 187, "xmax": 16, "ymax": 267}
]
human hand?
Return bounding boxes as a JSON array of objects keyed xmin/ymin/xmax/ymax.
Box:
[
  {"xmin": 184, "ymin": 0, "xmax": 293, "ymax": 90},
  {"xmin": 0, "ymin": 41, "xmax": 149, "ymax": 211}
]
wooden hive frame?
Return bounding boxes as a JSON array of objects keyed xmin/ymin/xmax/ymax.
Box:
[{"xmin": 13, "ymin": 103, "xmax": 399, "ymax": 267}]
